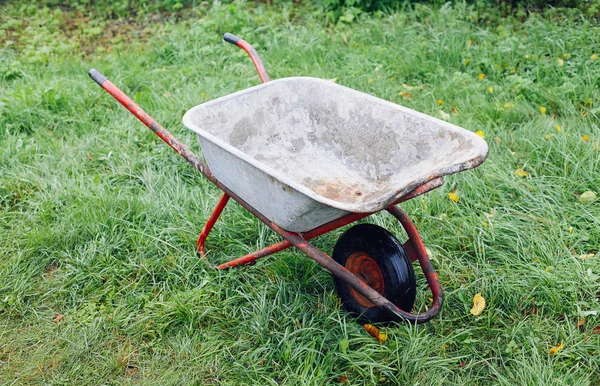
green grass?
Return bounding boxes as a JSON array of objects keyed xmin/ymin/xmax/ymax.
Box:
[{"xmin": 1, "ymin": 1, "xmax": 599, "ymax": 384}]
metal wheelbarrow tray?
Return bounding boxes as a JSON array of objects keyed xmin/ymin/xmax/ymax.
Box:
[
  {"xmin": 183, "ymin": 77, "xmax": 486, "ymax": 232},
  {"xmin": 89, "ymin": 33, "xmax": 488, "ymax": 324}
]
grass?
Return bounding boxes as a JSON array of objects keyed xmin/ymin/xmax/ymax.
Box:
[{"xmin": 1, "ymin": 1, "xmax": 599, "ymax": 384}]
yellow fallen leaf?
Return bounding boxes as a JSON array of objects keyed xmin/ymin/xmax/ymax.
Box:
[
  {"xmin": 549, "ymin": 341, "xmax": 564, "ymax": 355},
  {"xmin": 555, "ymin": 125, "xmax": 561, "ymax": 132},
  {"xmin": 544, "ymin": 134, "xmax": 553, "ymax": 140},
  {"xmin": 402, "ymin": 83, "xmax": 414, "ymax": 90},
  {"xmin": 476, "ymin": 130, "xmax": 485, "ymax": 138},
  {"xmin": 578, "ymin": 253, "xmax": 595, "ymax": 259},
  {"xmin": 437, "ymin": 99, "xmax": 444, "ymax": 105},
  {"xmin": 463, "ymin": 58, "xmax": 471, "ymax": 65},
  {"xmin": 52, "ymin": 313, "xmax": 65, "ymax": 323},
  {"xmin": 363, "ymin": 324, "xmax": 387, "ymax": 344},
  {"xmin": 503, "ymin": 102, "xmax": 514, "ymax": 109},
  {"xmin": 558, "ymin": 58, "xmax": 564, "ymax": 67},
  {"xmin": 478, "ymin": 73, "xmax": 485, "ymax": 80},
  {"xmin": 447, "ymin": 192, "xmax": 459, "ymax": 203},
  {"xmin": 399, "ymin": 91, "xmax": 412, "ymax": 99},
  {"xmin": 487, "ymin": 87, "xmax": 493, "ymax": 93},
  {"xmin": 591, "ymin": 54, "xmax": 598, "ymax": 60},
  {"xmin": 582, "ymin": 135, "xmax": 590, "ymax": 142},
  {"xmin": 439, "ymin": 110, "xmax": 450, "ymax": 120},
  {"xmin": 540, "ymin": 106, "xmax": 547, "ymax": 114},
  {"xmin": 514, "ymin": 168, "xmax": 528, "ymax": 177},
  {"xmin": 470, "ymin": 293, "xmax": 485, "ymax": 316},
  {"xmin": 328, "ymin": 78, "xmax": 338, "ymax": 83}
]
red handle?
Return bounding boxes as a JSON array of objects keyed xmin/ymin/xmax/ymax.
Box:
[
  {"xmin": 223, "ymin": 33, "xmax": 271, "ymax": 83},
  {"xmin": 88, "ymin": 69, "xmax": 212, "ymax": 180}
]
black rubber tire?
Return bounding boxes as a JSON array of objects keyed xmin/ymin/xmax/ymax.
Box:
[{"xmin": 332, "ymin": 224, "xmax": 416, "ymax": 323}]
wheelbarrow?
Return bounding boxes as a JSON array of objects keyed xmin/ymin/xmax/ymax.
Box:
[{"xmin": 88, "ymin": 33, "xmax": 488, "ymax": 323}]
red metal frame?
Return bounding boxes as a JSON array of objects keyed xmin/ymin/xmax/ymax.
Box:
[
  {"xmin": 88, "ymin": 33, "xmax": 445, "ymax": 323},
  {"xmin": 197, "ymin": 193, "xmax": 230, "ymax": 258},
  {"xmin": 206, "ymin": 177, "xmax": 443, "ymax": 269}
]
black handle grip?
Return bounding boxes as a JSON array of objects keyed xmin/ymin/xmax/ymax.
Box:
[
  {"xmin": 89, "ymin": 69, "xmax": 108, "ymax": 86},
  {"xmin": 223, "ymin": 33, "xmax": 241, "ymax": 45}
]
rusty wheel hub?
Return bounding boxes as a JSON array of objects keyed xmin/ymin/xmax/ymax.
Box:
[{"xmin": 345, "ymin": 252, "xmax": 385, "ymax": 308}]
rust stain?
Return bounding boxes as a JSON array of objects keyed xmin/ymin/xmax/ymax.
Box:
[{"xmin": 302, "ymin": 177, "xmax": 367, "ymax": 203}]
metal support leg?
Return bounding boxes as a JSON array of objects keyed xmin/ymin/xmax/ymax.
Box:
[{"xmin": 197, "ymin": 193, "xmax": 230, "ymax": 258}]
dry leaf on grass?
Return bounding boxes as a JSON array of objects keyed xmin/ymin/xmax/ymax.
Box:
[
  {"xmin": 514, "ymin": 168, "xmax": 528, "ymax": 177},
  {"xmin": 578, "ymin": 253, "xmax": 596, "ymax": 259},
  {"xmin": 549, "ymin": 341, "xmax": 564, "ymax": 355},
  {"xmin": 125, "ymin": 362, "xmax": 138, "ymax": 376},
  {"xmin": 363, "ymin": 324, "xmax": 387, "ymax": 344},
  {"xmin": 447, "ymin": 192, "xmax": 459, "ymax": 203},
  {"xmin": 52, "ymin": 314, "xmax": 64, "ymax": 323},
  {"xmin": 530, "ymin": 298, "xmax": 537, "ymax": 315},
  {"xmin": 470, "ymin": 293, "xmax": 485, "ymax": 316}
]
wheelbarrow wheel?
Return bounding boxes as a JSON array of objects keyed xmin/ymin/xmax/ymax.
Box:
[{"xmin": 332, "ymin": 224, "xmax": 416, "ymax": 323}]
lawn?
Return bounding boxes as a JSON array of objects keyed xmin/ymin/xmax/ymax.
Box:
[{"xmin": 1, "ymin": 1, "xmax": 599, "ymax": 384}]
